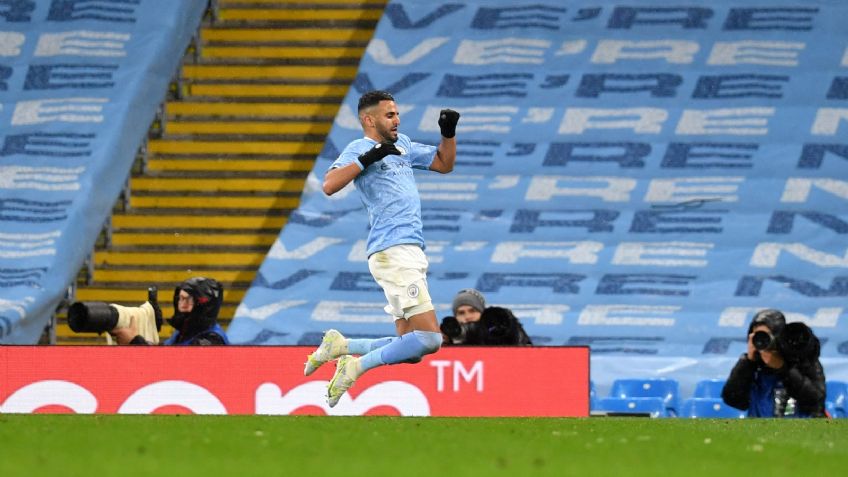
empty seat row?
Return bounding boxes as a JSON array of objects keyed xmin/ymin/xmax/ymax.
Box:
[{"xmin": 590, "ymin": 379, "xmax": 848, "ymax": 418}]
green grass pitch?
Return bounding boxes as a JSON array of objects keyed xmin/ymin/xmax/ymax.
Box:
[{"xmin": 1, "ymin": 415, "xmax": 846, "ymax": 476}]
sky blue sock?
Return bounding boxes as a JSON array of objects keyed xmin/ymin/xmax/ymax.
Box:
[
  {"xmin": 347, "ymin": 337, "xmax": 395, "ymax": 355},
  {"xmin": 359, "ymin": 331, "xmax": 441, "ymax": 373}
]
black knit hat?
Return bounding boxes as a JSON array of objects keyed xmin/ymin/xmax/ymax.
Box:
[{"xmin": 748, "ymin": 308, "xmax": 786, "ymax": 336}]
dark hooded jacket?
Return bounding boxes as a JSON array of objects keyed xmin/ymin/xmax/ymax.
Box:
[
  {"xmin": 130, "ymin": 277, "xmax": 229, "ymax": 345},
  {"xmin": 721, "ymin": 309, "xmax": 826, "ymax": 417}
]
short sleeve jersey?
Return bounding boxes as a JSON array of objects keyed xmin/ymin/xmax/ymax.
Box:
[{"xmin": 329, "ymin": 134, "xmax": 436, "ymax": 256}]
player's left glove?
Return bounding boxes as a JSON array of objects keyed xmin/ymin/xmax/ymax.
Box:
[{"xmin": 438, "ymin": 109, "xmax": 460, "ymax": 138}]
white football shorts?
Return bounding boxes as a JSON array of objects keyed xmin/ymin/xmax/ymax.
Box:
[{"xmin": 368, "ymin": 244, "xmax": 434, "ymax": 320}]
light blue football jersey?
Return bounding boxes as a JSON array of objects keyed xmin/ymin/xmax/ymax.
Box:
[{"xmin": 329, "ymin": 134, "xmax": 437, "ymax": 256}]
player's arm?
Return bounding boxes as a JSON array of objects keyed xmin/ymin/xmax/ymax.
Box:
[
  {"xmin": 323, "ymin": 142, "xmax": 400, "ymax": 196},
  {"xmin": 430, "ymin": 109, "xmax": 459, "ymax": 174},
  {"xmin": 323, "ymin": 163, "xmax": 361, "ymax": 196}
]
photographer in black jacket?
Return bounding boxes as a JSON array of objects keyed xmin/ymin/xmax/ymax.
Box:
[
  {"xmin": 721, "ymin": 309, "xmax": 826, "ymax": 418},
  {"xmin": 112, "ymin": 277, "xmax": 229, "ymax": 346},
  {"xmin": 440, "ymin": 288, "xmax": 532, "ymax": 346}
]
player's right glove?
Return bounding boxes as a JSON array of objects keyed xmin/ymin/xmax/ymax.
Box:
[{"xmin": 358, "ymin": 142, "xmax": 401, "ymax": 169}]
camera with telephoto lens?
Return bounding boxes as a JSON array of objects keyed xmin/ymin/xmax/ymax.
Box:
[
  {"xmin": 752, "ymin": 322, "xmax": 819, "ymax": 363},
  {"xmin": 68, "ymin": 287, "xmax": 163, "ymax": 344},
  {"xmin": 440, "ymin": 306, "xmax": 527, "ymax": 345}
]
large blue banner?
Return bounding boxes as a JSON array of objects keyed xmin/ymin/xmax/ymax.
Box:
[
  {"xmin": 0, "ymin": 0, "xmax": 206, "ymax": 343},
  {"xmin": 227, "ymin": 0, "xmax": 848, "ymax": 391}
]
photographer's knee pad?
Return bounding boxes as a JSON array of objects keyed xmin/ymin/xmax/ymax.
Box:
[{"xmin": 413, "ymin": 330, "xmax": 442, "ymax": 355}]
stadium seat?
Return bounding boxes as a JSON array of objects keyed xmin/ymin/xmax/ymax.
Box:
[
  {"xmin": 596, "ymin": 397, "xmax": 667, "ymax": 418},
  {"xmin": 693, "ymin": 379, "xmax": 727, "ymax": 399},
  {"xmin": 826, "ymin": 381, "xmax": 847, "ymax": 418},
  {"xmin": 680, "ymin": 398, "xmax": 745, "ymax": 419},
  {"xmin": 590, "ymin": 381, "xmax": 598, "ymax": 411},
  {"xmin": 610, "ymin": 379, "xmax": 680, "ymax": 417}
]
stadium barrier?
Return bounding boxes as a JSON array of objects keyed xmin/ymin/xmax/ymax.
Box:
[{"xmin": 0, "ymin": 346, "xmax": 589, "ymax": 417}]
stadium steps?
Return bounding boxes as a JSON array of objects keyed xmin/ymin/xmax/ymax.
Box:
[{"xmin": 55, "ymin": 0, "xmax": 386, "ymax": 344}]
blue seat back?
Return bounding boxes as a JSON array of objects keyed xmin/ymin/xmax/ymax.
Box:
[
  {"xmin": 693, "ymin": 379, "xmax": 727, "ymax": 399},
  {"xmin": 681, "ymin": 398, "xmax": 745, "ymax": 419},
  {"xmin": 826, "ymin": 381, "xmax": 848, "ymax": 417},
  {"xmin": 597, "ymin": 397, "xmax": 667, "ymax": 418},
  {"xmin": 611, "ymin": 379, "xmax": 680, "ymax": 416}
]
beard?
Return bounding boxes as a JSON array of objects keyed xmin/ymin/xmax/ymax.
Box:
[{"xmin": 376, "ymin": 124, "xmax": 398, "ymax": 143}]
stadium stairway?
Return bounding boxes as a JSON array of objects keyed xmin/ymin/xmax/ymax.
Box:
[{"xmin": 53, "ymin": 0, "xmax": 387, "ymax": 344}]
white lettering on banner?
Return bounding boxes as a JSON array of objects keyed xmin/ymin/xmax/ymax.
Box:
[
  {"xmin": 750, "ymin": 243, "xmax": 848, "ymax": 268},
  {"xmin": 591, "ymin": 40, "xmax": 699, "ymax": 64},
  {"xmin": 367, "ymin": 37, "xmax": 450, "ymax": 65},
  {"xmin": 267, "ymin": 236, "xmax": 343, "ymax": 260},
  {"xmin": 425, "ymin": 240, "xmax": 487, "ymax": 264},
  {"xmin": 312, "ymin": 301, "xmax": 387, "ymax": 323},
  {"xmin": 12, "ymin": 98, "xmax": 108, "ymax": 125},
  {"xmin": 555, "ymin": 39, "xmax": 587, "ymax": 56},
  {"xmin": 718, "ymin": 307, "xmax": 842, "ymax": 328},
  {"xmin": 526, "ymin": 176, "xmax": 636, "ymax": 202},
  {"xmin": 522, "ymin": 107, "xmax": 555, "ymax": 123},
  {"xmin": 431, "ymin": 360, "xmax": 484, "ymax": 393},
  {"xmin": 489, "ymin": 175, "xmax": 520, "ymax": 190},
  {"xmin": 0, "ymin": 166, "xmax": 83, "ymax": 191},
  {"xmin": 255, "ymin": 381, "xmax": 430, "ymax": 416},
  {"xmin": 347, "ymin": 240, "xmax": 368, "ymax": 261},
  {"xmin": 781, "ymin": 178, "xmax": 848, "ymax": 203},
  {"xmin": 675, "ymin": 108, "xmax": 773, "ymax": 135},
  {"xmin": 454, "ymin": 38, "xmax": 549, "ymax": 65},
  {"xmin": 0, "ymin": 296, "xmax": 33, "ymax": 320},
  {"xmin": 417, "ymin": 174, "xmax": 480, "ymax": 201},
  {"xmin": 233, "ymin": 300, "xmax": 307, "ymax": 321},
  {"xmin": 0, "ymin": 32, "xmax": 25, "ymax": 57},
  {"xmin": 644, "ymin": 177, "xmax": 744, "ymax": 203},
  {"xmin": 707, "ymin": 41, "xmax": 804, "ymax": 66},
  {"xmin": 34, "ymin": 31, "xmax": 130, "ymax": 57},
  {"xmin": 811, "ymin": 108, "xmax": 848, "ymax": 135},
  {"xmin": 500, "ymin": 304, "xmax": 570, "ymax": 325},
  {"xmin": 612, "ymin": 242, "xmax": 713, "ymax": 267},
  {"xmin": 0, "ymin": 230, "xmax": 61, "ymax": 259},
  {"xmin": 420, "ymin": 105, "xmax": 516, "ymax": 134},
  {"xmin": 577, "ymin": 305, "xmax": 679, "ymax": 326},
  {"xmin": 0, "ymin": 380, "xmax": 97, "ymax": 413},
  {"xmin": 559, "ymin": 108, "xmax": 667, "ymax": 134},
  {"xmin": 491, "ymin": 241, "xmax": 602, "ymax": 264},
  {"xmin": 118, "ymin": 381, "xmax": 227, "ymax": 414}
]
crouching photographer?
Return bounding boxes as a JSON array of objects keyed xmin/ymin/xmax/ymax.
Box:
[
  {"xmin": 721, "ymin": 309, "xmax": 826, "ymax": 418},
  {"xmin": 68, "ymin": 277, "xmax": 229, "ymax": 346},
  {"xmin": 440, "ymin": 288, "xmax": 532, "ymax": 346}
]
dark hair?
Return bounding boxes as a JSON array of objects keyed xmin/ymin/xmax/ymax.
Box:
[{"xmin": 358, "ymin": 90, "xmax": 395, "ymax": 112}]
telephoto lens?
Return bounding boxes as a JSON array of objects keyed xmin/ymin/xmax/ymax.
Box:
[{"xmin": 752, "ymin": 330, "xmax": 775, "ymax": 351}]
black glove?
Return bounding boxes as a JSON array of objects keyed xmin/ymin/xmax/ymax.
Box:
[
  {"xmin": 358, "ymin": 141, "xmax": 401, "ymax": 169},
  {"xmin": 438, "ymin": 109, "xmax": 460, "ymax": 138}
]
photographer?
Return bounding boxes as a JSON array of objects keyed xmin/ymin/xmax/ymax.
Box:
[
  {"xmin": 440, "ymin": 288, "xmax": 532, "ymax": 346},
  {"xmin": 721, "ymin": 309, "xmax": 826, "ymax": 418},
  {"xmin": 112, "ymin": 277, "xmax": 229, "ymax": 346}
]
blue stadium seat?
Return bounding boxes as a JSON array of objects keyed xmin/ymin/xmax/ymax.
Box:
[
  {"xmin": 596, "ymin": 397, "xmax": 667, "ymax": 418},
  {"xmin": 610, "ymin": 379, "xmax": 680, "ymax": 417},
  {"xmin": 590, "ymin": 381, "xmax": 598, "ymax": 411},
  {"xmin": 826, "ymin": 381, "xmax": 847, "ymax": 418},
  {"xmin": 680, "ymin": 398, "xmax": 745, "ymax": 419},
  {"xmin": 693, "ymin": 379, "xmax": 726, "ymax": 399}
]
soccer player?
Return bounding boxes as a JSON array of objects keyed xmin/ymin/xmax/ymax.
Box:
[{"xmin": 306, "ymin": 90, "xmax": 460, "ymax": 407}]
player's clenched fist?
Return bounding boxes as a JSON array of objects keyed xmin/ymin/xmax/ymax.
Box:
[
  {"xmin": 438, "ymin": 109, "xmax": 460, "ymax": 138},
  {"xmin": 357, "ymin": 141, "xmax": 401, "ymax": 169}
]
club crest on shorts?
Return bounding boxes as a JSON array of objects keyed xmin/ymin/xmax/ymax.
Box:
[{"xmin": 407, "ymin": 284, "xmax": 419, "ymax": 298}]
